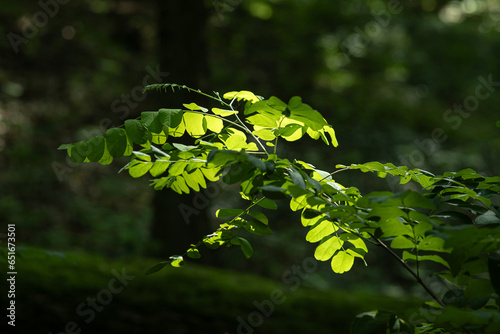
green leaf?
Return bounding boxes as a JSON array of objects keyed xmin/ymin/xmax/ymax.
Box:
[
  {"xmin": 403, "ymin": 251, "xmax": 450, "ymax": 269},
  {"xmin": 314, "ymin": 235, "xmax": 343, "ymax": 261},
  {"xmin": 145, "ymin": 261, "xmax": 170, "ymax": 275},
  {"xmin": 331, "ymin": 251, "xmax": 355, "ymax": 274},
  {"xmin": 170, "ymin": 176, "xmax": 190, "ymax": 194},
  {"xmin": 253, "ymin": 128, "xmax": 276, "ymax": 141},
  {"xmin": 183, "ymin": 102, "xmax": 207, "ymax": 112},
  {"xmin": 216, "ymin": 208, "xmax": 245, "ymax": 218},
  {"xmin": 287, "ymin": 96, "xmax": 327, "ymax": 130},
  {"xmin": 183, "ymin": 112, "xmax": 207, "ymax": 137},
  {"xmin": 125, "ymin": 119, "xmax": 149, "ymax": 144},
  {"xmin": 149, "ymin": 159, "xmax": 171, "ymax": 177},
  {"xmin": 212, "ymin": 108, "xmax": 238, "ymax": 117},
  {"xmin": 128, "ymin": 160, "xmax": 153, "ymax": 178},
  {"xmin": 141, "ymin": 111, "xmax": 163, "ymax": 133},
  {"xmin": 390, "ymin": 235, "xmax": 415, "ymax": 249},
  {"xmin": 223, "ymin": 90, "xmax": 260, "ymax": 103},
  {"xmin": 475, "ymin": 210, "xmax": 500, "ymax": 225},
  {"xmin": 238, "ymin": 237, "xmax": 253, "ymax": 259},
  {"xmin": 256, "ymin": 198, "xmax": 278, "ymax": 210},
  {"xmin": 207, "ymin": 149, "xmax": 241, "ymax": 166},
  {"xmin": 417, "ymin": 236, "xmax": 449, "ymax": 253},
  {"xmin": 168, "ymin": 161, "xmax": 188, "ymax": 176},
  {"xmin": 289, "ymin": 167, "xmax": 306, "ymax": 190},
  {"xmin": 70, "ymin": 141, "xmax": 88, "ymax": 163},
  {"xmin": 249, "ymin": 211, "xmax": 268, "ymax": 224},
  {"xmin": 169, "ymin": 255, "xmax": 184, "ymax": 267},
  {"xmin": 86, "ymin": 135, "xmax": 106, "ymax": 162},
  {"xmin": 187, "ymin": 248, "xmax": 201, "ymax": 259},
  {"xmin": 432, "ymin": 211, "xmax": 473, "ymax": 224},
  {"xmin": 106, "ymin": 128, "xmax": 128, "ymax": 158},
  {"xmin": 306, "ymin": 219, "xmax": 337, "ymax": 243},
  {"xmin": 238, "ymin": 219, "xmax": 273, "ymax": 235},
  {"xmin": 247, "ymin": 114, "xmax": 279, "ymax": 128},
  {"xmin": 205, "ymin": 115, "xmax": 224, "ymax": 133},
  {"xmin": 158, "ymin": 109, "xmax": 184, "ymax": 128}
]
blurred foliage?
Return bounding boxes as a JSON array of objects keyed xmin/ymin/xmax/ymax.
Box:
[{"xmin": 0, "ymin": 247, "xmax": 422, "ymax": 333}]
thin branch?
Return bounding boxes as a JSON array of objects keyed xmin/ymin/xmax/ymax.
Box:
[{"xmin": 367, "ymin": 232, "xmax": 445, "ymax": 308}]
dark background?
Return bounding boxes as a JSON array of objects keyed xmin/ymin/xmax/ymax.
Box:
[{"xmin": 1, "ymin": 0, "xmax": 499, "ymax": 333}]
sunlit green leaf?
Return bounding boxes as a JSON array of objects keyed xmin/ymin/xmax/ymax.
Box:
[
  {"xmin": 169, "ymin": 255, "xmax": 184, "ymax": 267},
  {"xmin": 128, "ymin": 160, "xmax": 153, "ymax": 178},
  {"xmin": 306, "ymin": 219, "xmax": 337, "ymax": 243},
  {"xmin": 314, "ymin": 235, "xmax": 343, "ymax": 261},
  {"xmin": 212, "ymin": 108, "xmax": 238, "ymax": 117},
  {"xmin": 183, "ymin": 102, "xmax": 207, "ymax": 112},
  {"xmin": 331, "ymin": 251, "xmax": 355, "ymax": 274},
  {"xmin": 183, "ymin": 112, "xmax": 207, "ymax": 137},
  {"xmin": 205, "ymin": 115, "xmax": 224, "ymax": 133},
  {"xmin": 223, "ymin": 91, "xmax": 260, "ymax": 103}
]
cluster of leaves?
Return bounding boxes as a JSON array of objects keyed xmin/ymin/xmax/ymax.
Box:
[{"xmin": 61, "ymin": 85, "xmax": 500, "ymax": 334}]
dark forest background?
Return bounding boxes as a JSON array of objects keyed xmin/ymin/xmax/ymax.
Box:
[{"xmin": 1, "ymin": 0, "xmax": 499, "ymax": 333}]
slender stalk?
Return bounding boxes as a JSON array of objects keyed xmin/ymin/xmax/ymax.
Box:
[
  {"xmin": 367, "ymin": 232, "xmax": 445, "ymax": 308},
  {"xmin": 319, "ymin": 167, "xmax": 350, "ymax": 182}
]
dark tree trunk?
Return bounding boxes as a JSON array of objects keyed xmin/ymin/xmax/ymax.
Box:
[{"xmin": 149, "ymin": 0, "xmax": 212, "ymax": 257}]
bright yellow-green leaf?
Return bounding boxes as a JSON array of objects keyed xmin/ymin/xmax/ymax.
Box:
[
  {"xmin": 322, "ymin": 125, "xmax": 338, "ymax": 147},
  {"xmin": 169, "ymin": 161, "xmax": 188, "ymax": 176},
  {"xmin": 201, "ymin": 167, "xmax": 220, "ymax": 182},
  {"xmin": 182, "ymin": 170, "xmax": 201, "ymax": 192},
  {"xmin": 183, "ymin": 102, "xmax": 207, "ymax": 112},
  {"xmin": 149, "ymin": 159, "xmax": 171, "ymax": 177},
  {"xmin": 151, "ymin": 131, "xmax": 167, "ymax": 145},
  {"xmin": 341, "ymin": 234, "xmax": 368, "ymax": 252},
  {"xmin": 128, "ymin": 160, "xmax": 153, "ymax": 178},
  {"xmin": 290, "ymin": 193, "xmax": 309, "ymax": 211},
  {"xmin": 205, "ymin": 115, "xmax": 224, "ymax": 133},
  {"xmin": 170, "ymin": 175, "xmax": 190, "ymax": 194},
  {"xmin": 247, "ymin": 114, "xmax": 278, "ymax": 128},
  {"xmin": 98, "ymin": 144, "xmax": 113, "ymax": 165},
  {"xmin": 224, "ymin": 134, "xmax": 248, "ymax": 150},
  {"xmin": 331, "ymin": 251, "xmax": 355, "ymax": 274},
  {"xmin": 182, "ymin": 168, "xmax": 207, "ymax": 191},
  {"xmin": 280, "ymin": 124, "xmax": 305, "ymax": 142},
  {"xmin": 170, "ymin": 256, "xmax": 184, "ymax": 267},
  {"xmin": 301, "ymin": 211, "xmax": 324, "ymax": 227},
  {"xmin": 306, "ymin": 220, "xmax": 337, "ymax": 243},
  {"xmin": 223, "ymin": 90, "xmax": 260, "ymax": 103},
  {"xmin": 183, "ymin": 113, "xmax": 207, "ymax": 137},
  {"xmin": 169, "ymin": 119, "xmax": 186, "ymax": 137},
  {"xmin": 253, "ymin": 128, "xmax": 276, "ymax": 141},
  {"xmin": 212, "ymin": 108, "xmax": 238, "ymax": 117},
  {"xmin": 314, "ymin": 235, "xmax": 343, "ymax": 261}
]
